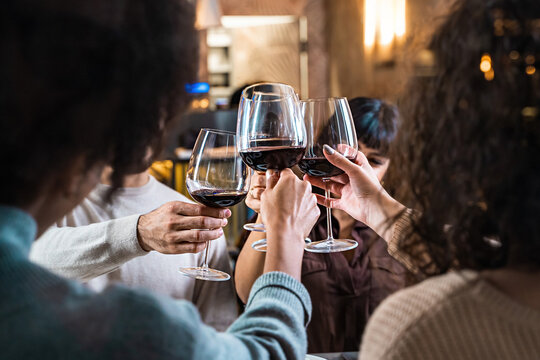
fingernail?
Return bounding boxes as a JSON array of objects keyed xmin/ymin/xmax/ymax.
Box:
[
  {"xmin": 266, "ymin": 169, "xmax": 278, "ymax": 180},
  {"xmin": 224, "ymin": 209, "xmax": 232, "ymax": 217},
  {"xmin": 222, "ymin": 218, "xmax": 228, "ymax": 226},
  {"xmin": 323, "ymin": 144, "xmax": 335, "ymax": 155}
]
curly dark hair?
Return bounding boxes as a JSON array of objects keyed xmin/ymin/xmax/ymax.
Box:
[
  {"xmin": 0, "ymin": 0, "xmax": 197, "ymax": 207},
  {"xmin": 392, "ymin": 0, "xmax": 540, "ymax": 275},
  {"xmin": 348, "ymin": 97, "xmax": 399, "ymax": 155}
]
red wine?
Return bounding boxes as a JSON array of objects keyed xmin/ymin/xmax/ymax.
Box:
[
  {"xmin": 298, "ymin": 157, "xmax": 354, "ymax": 177},
  {"xmin": 190, "ymin": 189, "xmax": 248, "ymax": 208},
  {"xmin": 240, "ymin": 139, "xmax": 306, "ymax": 171}
]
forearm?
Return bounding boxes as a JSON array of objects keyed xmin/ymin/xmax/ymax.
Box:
[
  {"xmin": 101, "ymin": 272, "xmax": 311, "ymax": 360},
  {"xmin": 224, "ymin": 272, "xmax": 312, "ymax": 359},
  {"xmin": 263, "ymin": 230, "xmax": 303, "ymax": 281},
  {"xmin": 30, "ymin": 215, "xmax": 146, "ymax": 281},
  {"xmin": 235, "ymin": 216, "xmax": 267, "ymax": 303}
]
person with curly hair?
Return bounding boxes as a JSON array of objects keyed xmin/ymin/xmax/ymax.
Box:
[
  {"xmin": 305, "ymin": 0, "xmax": 540, "ymax": 358},
  {"xmin": 0, "ymin": 0, "xmax": 320, "ymax": 359}
]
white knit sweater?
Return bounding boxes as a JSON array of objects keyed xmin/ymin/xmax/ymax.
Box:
[{"xmin": 30, "ymin": 175, "xmax": 238, "ymax": 331}]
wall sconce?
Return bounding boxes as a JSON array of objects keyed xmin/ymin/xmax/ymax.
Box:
[
  {"xmin": 364, "ymin": 0, "xmax": 406, "ymax": 59},
  {"xmin": 195, "ymin": 0, "xmax": 222, "ymax": 30}
]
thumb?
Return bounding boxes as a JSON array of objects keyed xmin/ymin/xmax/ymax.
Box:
[
  {"xmin": 323, "ymin": 144, "xmax": 362, "ymax": 176},
  {"xmin": 266, "ymin": 169, "xmax": 279, "ymax": 190}
]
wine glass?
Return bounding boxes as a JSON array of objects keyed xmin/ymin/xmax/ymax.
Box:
[
  {"xmin": 179, "ymin": 128, "xmax": 250, "ymax": 281},
  {"xmin": 298, "ymin": 98, "xmax": 358, "ymax": 253},
  {"xmin": 237, "ymin": 83, "xmax": 306, "ymax": 251}
]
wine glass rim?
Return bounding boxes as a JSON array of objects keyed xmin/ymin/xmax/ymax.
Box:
[
  {"xmin": 301, "ymin": 97, "xmax": 348, "ymax": 103},
  {"xmin": 200, "ymin": 128, "xmax": 236, "ymax": 136},
  {"xmin": 241, "ymin": 82, "xmax": 297, "ymax": 102}
]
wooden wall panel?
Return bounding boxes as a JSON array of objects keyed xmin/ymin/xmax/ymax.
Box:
[{"xmin": 219, "ymin": 0, "xmax": 328, "ymax": 98}]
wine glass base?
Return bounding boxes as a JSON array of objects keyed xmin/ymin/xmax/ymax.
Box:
[
  {"xmin": 251, "ymin": 239, "xmax": 268, "ymax": 252},
  {"xmin": 304, "ymin": 239, "xmax": 358, "ymax": 253},
  {"xmin": 252, "ymin": 237, "xmax": 313, "ymax": 253},
  {"xmin": 243, "ymin": 223, "xmax": 266, "ymax": 232},
  {"xmin": 178, "ymin": 267, "xmax": 230, "ymax": 281}
]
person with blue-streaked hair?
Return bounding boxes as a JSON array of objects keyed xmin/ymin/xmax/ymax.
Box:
[{"xmin": 236, "ymin": 97, "xmax": 407, "ymax": 353}]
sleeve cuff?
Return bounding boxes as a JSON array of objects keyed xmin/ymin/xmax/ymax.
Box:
[
  {"xmin": 247, "ymin": 271, "xmax": 312, "ymax": 326},
  {"xmin": 387, "ymin": 208, "xmax": 422, "ymax": 275},
  {"xmin": 107, "ymin": 214, "xmax": 148, "ymax": 260}
]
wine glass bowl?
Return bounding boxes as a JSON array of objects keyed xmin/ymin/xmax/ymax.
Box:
[
  {"xmin": 237, "ymin": 83, "xmax": 306, "ymax": 251},
  {"xmin": 179, "ymin": 128, "xmax": 249, "ymax": 281},
  {"xmin": 238, "ymin": 83, "xmax": 306, "ymax": 172},
  {"xmin": 298, "ymin": 98, "xmax": 359, "ymax": 253}
]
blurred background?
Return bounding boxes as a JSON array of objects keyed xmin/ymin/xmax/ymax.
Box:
[{"xmin": 150, "ymin": 0, "xmax": 449, "ymax": 250}]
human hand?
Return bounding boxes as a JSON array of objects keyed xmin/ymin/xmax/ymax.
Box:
[
  {"xmin": 245, "ymin": 171, "xmax": 265, "ymax": 213},
  {"xmin": 304, "ymin": 145, "xmax": 405, "ymax": 239},
  {"xmin": 261, "ymin": 169, "xmax": 320, "ymax": 279},
  {"xmin": 136, "ymin": 201, "xmax": 231, "ymax": 254}
]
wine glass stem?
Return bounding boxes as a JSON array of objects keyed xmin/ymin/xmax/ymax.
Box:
[
  {"xmin": 324, "ymin": 179, "xmax": 335, "ymax": 244},
  {"xmin": 201, "ymin": 240, "xmax": 210, "ymax": 271}
]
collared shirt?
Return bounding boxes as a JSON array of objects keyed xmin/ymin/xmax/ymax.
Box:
[{"xmin": 303, "ymin": 211, "xmax": 408, "ymax": 353}]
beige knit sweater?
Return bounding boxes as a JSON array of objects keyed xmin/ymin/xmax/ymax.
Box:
[{"xmin": 359, "ymin": 214, "xmax": 540, "ymax": 360}]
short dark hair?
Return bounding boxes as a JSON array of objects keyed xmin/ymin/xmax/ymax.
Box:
[
  {"xmin": 348, "ymin": 97, "xmax": 399, "ymax": 155},
  {"xmin": 0, "ymin": 0, "xmax": 197, "ymax": 206},
  {"xmin": 393, "ymin": 0, "xmax": 540, "ymax": 275},
  {"xmin": 229, "ymin": 82, "xmax": 264, "ymax": 108}
]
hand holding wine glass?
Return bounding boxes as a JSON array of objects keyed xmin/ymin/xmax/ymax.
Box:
[
  {"xmin": 179, "ymin": 128, "xmax": 250, "ymax": 281},
  {"xmin": 305, "ymin": 146, "xmax": 406, "ymax": 242},
  {"xmin": 261, "ymin": 169, "xmax": 320, "ymax": 280},
  {"xmin": 137, "ymin": 201, "xmax": 230, "ymax": 253}
]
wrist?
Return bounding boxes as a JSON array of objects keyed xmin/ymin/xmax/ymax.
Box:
[
  {"xmin": 264, "ymin": 232, "xmax": 304, "ymax": 281},
  {"xmin": 368, "ymin": 193, "xmax": 406, "ymax": 241},
  {"xmin": 136, "ymin": 215, "xmax": 152, "ymax": 252}
]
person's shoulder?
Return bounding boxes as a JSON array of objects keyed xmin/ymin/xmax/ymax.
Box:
[
  {"xmin": 148, "ymin": 175, "xmax": 194, "ymax": 203},
  {"xmin": 361, "ymin": 270, "xmax": 480, "ymax": 358},
  {"xmin": 69, "ymin": 281, "xmax": 203, "ymax": 338},
  {"xmin": 38, "ymin": 277, "xmax": 204, "ymax": 357},
  {"xmin": 392, "ymin": 269, "xmax": 477, "ymax": 304},
  {"xmin": 373, "ymin": 270, "xmax": 478, "ymax": 324}
]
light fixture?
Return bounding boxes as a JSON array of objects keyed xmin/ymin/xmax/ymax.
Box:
[
  {"xmin": 195, "ymin": 0, "xmax": 222, "ymax": 30},
  {"xmin": 364, "ymin": 0, "xmax": 406, "ymax": 55}
]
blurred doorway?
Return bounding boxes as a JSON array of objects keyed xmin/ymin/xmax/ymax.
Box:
[{"xmin": 207, "ymin": 15, "xmax": 308, "ymax": 108}]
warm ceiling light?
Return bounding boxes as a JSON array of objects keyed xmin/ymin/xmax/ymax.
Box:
[
  {"xmin": 364, "ymin": 0, "xmax": 406, "ymax": 51},
  {"xmin": 364, "ymin": 0, "xmax": 377, "ymax": 48},
  {"xmin": 395, "ymin": 0, "xmax": 406, "ymax": 37}
]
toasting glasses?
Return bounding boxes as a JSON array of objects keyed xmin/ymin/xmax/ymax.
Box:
[
  {"xmin": 298, "ymin": 98, "xmax": 359, "ymax": 253},
  {"xmin": 179, "ymin": 129, "xmax": 250, "ymax": 281},
  {"xmin": 237, "ymin": 83, "xmax": 307, "ymax": 252}
]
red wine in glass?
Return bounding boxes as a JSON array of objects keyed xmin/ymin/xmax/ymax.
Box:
[
  {"xmin": 240, "ymin": 138, "xmax": 306, "ymax": 171},
  {"xmin": 190, "ymin": 189, "xmax": 248, "ymax": 208}
]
